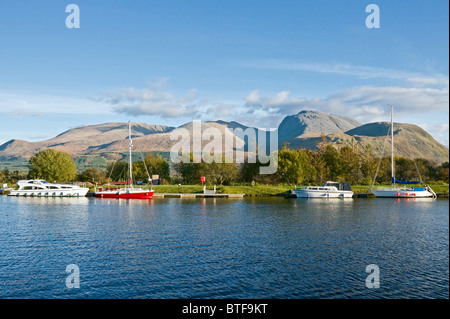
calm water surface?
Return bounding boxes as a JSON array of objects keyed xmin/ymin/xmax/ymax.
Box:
[{"xmin": 0, "ymin": 196, "xmax": 448, "ymax": 299}]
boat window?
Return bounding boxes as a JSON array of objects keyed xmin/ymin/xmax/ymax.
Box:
[{"xmin": 23, "ymin": 186, "xmax": 33, "ymax": 190}]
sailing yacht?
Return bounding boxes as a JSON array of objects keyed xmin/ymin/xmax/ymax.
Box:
[
  {"xmin": 370, "ymin": 106, "xmax": 436, "ymax": 198},
  {"xmin": 94, "ymin": 121, "xmax": 154, "ymax": 199}
]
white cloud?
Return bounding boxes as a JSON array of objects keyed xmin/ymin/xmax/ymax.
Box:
[
  {"xmin": 101, "ymin": 83, "xmax": 206, "ymax": 119},
  {"xmin": 97, "ymin": 73, "xmax": 449, "ymax": 145},
  {"xmin": 238, "ymin": 81, "xmax": 449, "ymax": 145},
  {"xmin": 0, "ymin": 91, "xmax": 111, "ymax": 115},
  {"xmin": 242, "ymin": 82, "xmax": 448, "ymax": 120},
  {"xmin": 235, "ymin": 59, "xmax": 449, "ymax": 83},
  {"xmin": 406, "ymin": 76, "xmax": 449, "ymax": 88},
  {"xmin": 418, "ymin": 123, "xmax": 449, "ymax": 147},
  {"xmin": 317, "ymin": 85, "xmax": 449, "ymax": 123},
  {"xmin": 245, "ymin": 90, "xmax": 260, "ymax": 105}
]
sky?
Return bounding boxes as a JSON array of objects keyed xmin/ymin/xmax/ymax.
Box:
[{"xmin": 0, "ymin": 0, "xmax": 448, "ymax": 146}]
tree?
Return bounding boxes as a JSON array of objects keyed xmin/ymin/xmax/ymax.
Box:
[
  {"xmin": 197, "ymin": 156, "xmax": 238, "ymax": 185},
  {"xmin": 308, "ymin": 148, "xmax": 327, "ymax": 184},
  {"xmin": 0, "ymin": 169, "xmax": 6, "ymax": 183},
  {"xmin": 29, "ymin": 149, "xmax": 77, "ymax": 182},
  {"xmin": 275, "ymin": 146, "xmax": 315, "ymax": 185},
  {"xmin": 105, "ymin": 161, "xmax": 128, "ymax": 182},
  {"xmin": 239, "ymin": 161, "xmax": 263, "ymax": 183},
  {"xmin": 321, "ymin": 144, "xmax": 344, "ymax": 181},
  {"xmin": 276, "ymin": 147, "xmax": 301, "ymax": 184},
  {"xmin": 437, "ymin": 162, "xmax": 449, "ymax": 183},
  {"xmin": 145, "ymin": 153, "xmax": 170, "ymax": 179},
  {"xmin": 339, "ymin": 145, "xmax": 364, "ymax": 184},
  {"xmin": 78, "ymin": 167, "xmax": 106, "ymax": 184},
  {"xmin": 173, "ymin": 154, "xmax": 199, "ymax": 184},
  {"xmin": 360, "ymin": 145, "xmax": 379, "ymax": 185},
  {"xmin": 173, "ymin": 154, "xmax": 238, "ymax": 185}
]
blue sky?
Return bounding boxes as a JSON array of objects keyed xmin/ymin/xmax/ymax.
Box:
[{"xmin": 0, "ymin": 0, "xmax": 448, "ymax": 146}]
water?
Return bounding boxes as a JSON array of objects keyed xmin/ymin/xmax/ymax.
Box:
[{"xmin": 0, "ymin": 196, "xmax": 448, "ymax": 299}]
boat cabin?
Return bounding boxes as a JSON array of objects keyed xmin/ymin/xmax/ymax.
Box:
[{"xmin": 323, "ymin": 182, "xmax": 352, "ymax": 191}]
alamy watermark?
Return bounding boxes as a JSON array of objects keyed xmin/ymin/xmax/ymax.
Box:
[
  {"xmin": 65, "ymin": 264, "xmax": 80, "ymax": 289},
  {"xmin": 366, "ymin": 4, "xmax": 380, "ymax": 29},
  {"xmin": 169, "ymin": 120, "xmax": 278, "ymax": 174},
  {"xmin": 65, "ymin": 4, "xmax": 80, "ymax": 29},
  {"xmin": 365, "ymin": 264, "xmax": 380, "ymax": 288}
]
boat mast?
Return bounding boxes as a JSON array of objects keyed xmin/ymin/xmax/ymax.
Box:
[
  {"xmin": 391, "ymin": 105, "xmax": 395, "ymax": 187},
  {"xmin": 128, "ymin": 121, "xmax": 133, "ymax": 187}
]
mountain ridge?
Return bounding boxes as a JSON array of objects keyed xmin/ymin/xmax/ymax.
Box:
[{"xmin": 0, "ymin": 111, "xmax": 448, "ymax": 165}]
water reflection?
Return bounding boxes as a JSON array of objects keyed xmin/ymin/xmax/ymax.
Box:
[
  {"xmin": 13, "ymin": 196, "xmax": 90, "ymax": 206},
  {"xmin": 0, "ymin": 195, "xmax": 447, "ymax": 299}
]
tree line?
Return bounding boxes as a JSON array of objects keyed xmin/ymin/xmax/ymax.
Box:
[
  {"xmin": 173, "ymin": 143, "xmax": 448, "ymax": 185},
  {"xmin": 0, "ymin": 149, "xmax": 170, "ymax": 185},
  {"xmin": 0, "ymin": 145, "xmax": 448, "ymax": 185}
]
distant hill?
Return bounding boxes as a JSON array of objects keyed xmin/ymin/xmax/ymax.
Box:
[
  {"xmin": 278, "ymin": 110, "xmax": 361, "ymax": 141},
  {"xmin": 0, "ymin": 122, "xmax": 175, "ymax": 158},
  {"xmin": 0, "ymin": 120, "xmax": 257, "ymax": 167},
  {"xmin": 0, "ymin": 111, "xmax": 448, "ymax": 171},
  {"xmin": 286, "ymin": 121, "xmax": 449, "ymax": 164}
]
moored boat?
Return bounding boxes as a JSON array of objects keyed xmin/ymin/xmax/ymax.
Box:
[
  {"xmin": 8, "ymin": 180, "xmax": 89, "ymax": 197},
  {"xmin": 370, "ymin": 184, "xmax": 436, "ymax": 198},
  {"xmin": 293, "ymin": 181, "xmax": 354, "ymax": 198},
  {"xmin": 369, "ymin": 105, "xmax": 436, "ymax": 198},
  {"xmin": 94, "ymin": 121, "xmax": 154, "ymax": 199},
  {"xmin": 94, "ymin": 186, "xmax": 154, "ymax": 199}
]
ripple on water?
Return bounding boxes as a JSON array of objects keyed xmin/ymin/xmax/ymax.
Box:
[{"xmin": 0, "ymin": 196, "xmax": 448, "ymax": 299}]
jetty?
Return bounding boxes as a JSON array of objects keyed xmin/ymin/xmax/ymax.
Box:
[
  {"xmin": 86, "ymin": 192, "xmax": 244, "ymax": 198},
  {"xmin": 152, "ymin": 193, "xmax": 245, "ymax": 198}
]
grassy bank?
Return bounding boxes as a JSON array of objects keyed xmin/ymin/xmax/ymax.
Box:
[
  {"xmin": 150, "ymin": 184, "xmax": 291, "ymax": 196},
  {"xmin": 149, "ymin": 184, "xmax": 449, "ymax": 196}
]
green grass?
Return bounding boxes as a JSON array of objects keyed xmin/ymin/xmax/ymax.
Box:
[
  {"xmin": 218, "ymin": 185, "xmax": 291, "ymax": 196},
  {"xmin": 151, "ymin": 185, "xmax": 204, "ymax": 194},
  {"xmin": 424, "ymin": 184, "xmax": 449, "ymax": 194},
  {"xmin": 149, "ymin": 184, "xmax": 292, "ymax": 196}
]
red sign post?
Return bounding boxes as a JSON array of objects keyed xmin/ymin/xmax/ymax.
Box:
[{"xmin": 200, "ymin": 176, "xmax": 205, "ymax": 186}]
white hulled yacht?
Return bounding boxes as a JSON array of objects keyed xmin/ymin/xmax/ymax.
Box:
[{"xmin": 369, "ymin": 105, "xmax": 436, "ymax": 198}]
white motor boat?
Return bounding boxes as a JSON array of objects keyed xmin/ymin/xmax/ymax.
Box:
[
  {"xmin": 8, "ymin": 180, "xmax": 89, "ymax": 197},
  {"xmin": 293, "ymin": 181, "xmax": 354, "ymax": 198}
]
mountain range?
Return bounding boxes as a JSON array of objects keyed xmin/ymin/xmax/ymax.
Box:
[{"xmin": 0, "ymin": 110, "xmax": 448, "ymax": 169}]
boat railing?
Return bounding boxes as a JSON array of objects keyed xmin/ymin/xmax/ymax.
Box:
[{"xmin": 425, "ymin": 185, "xmax": 437, "ymax": 198}]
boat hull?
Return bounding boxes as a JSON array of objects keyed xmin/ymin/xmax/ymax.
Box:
[
  {"xmin": 94, "ymin": 190, "xmax": 154, "ymax": 199},
  {"xmin": 9, "ymin": 189, "xmax": 89, "ymax": 197},
  {"xmin": 293, "ymin": 189, "xmax": 353, "ymax": 198},
  {"xmin": 370, "ymin": 188, "xmax": 435, "ymax": 198}
]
